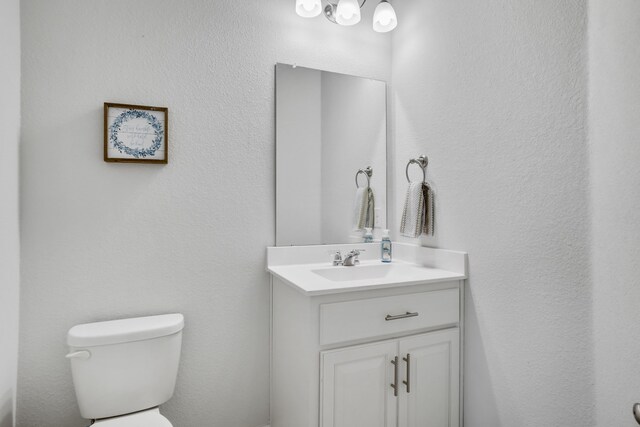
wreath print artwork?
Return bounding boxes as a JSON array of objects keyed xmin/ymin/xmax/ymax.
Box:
[
  {"xmin": 104, "ymin": 103, "xmax": 168, "ymax": 163},
  {"xmin": 110, "ymin": 109, "xmax": 163, "ymax": 159}
]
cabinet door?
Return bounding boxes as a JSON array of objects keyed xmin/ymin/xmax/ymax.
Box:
[
  {"xmin": 321, "ymin": 340, "xmax": 398, "ymax": 427},
  {"xmin": 398, "ymin": 329, "xmax": 460, "ymax": 427}
]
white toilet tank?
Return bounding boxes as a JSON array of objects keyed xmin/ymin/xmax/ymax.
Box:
[{"xmin": 67, "ymin": 313, "xmax": 184, "ymax": 420}]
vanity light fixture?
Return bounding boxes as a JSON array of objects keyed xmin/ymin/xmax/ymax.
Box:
[
  {"xmin": 297, "ymin": 0, "xmax": 398, "ymax": 32},
  {"xmin": 335, "ymin": 0, "xmax": 361, "ymax": 25},
  {"xmin": 296, "ymin": 0, "xmax": 322, "ymax": 18},
  {"xmin": 372, "ymin": 0, "xmax": 397, "ymax": 32}
]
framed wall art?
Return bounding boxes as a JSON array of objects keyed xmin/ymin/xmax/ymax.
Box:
[{"xmin": 104, "ymin": 103, "xmax": 168, "ymax": 164}]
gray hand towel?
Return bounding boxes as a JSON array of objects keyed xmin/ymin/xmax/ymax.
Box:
[
  {"xmin": 365, "ymin": 187, "xmax": 375, "ymax": 229},
  {"xmin": 354, "ymin": 187, "xmax": 376, "ymax": 231},
  {"xmin": 400, "ymin": 181, "xmax": 435, "ymax": 237},
  {"xmin": 422, "ymin": 182, "xmax": 435, "ymax": 236},
  {"xmin": 400, "ymin": 182, "xmax": 424, "ymax": 237}
]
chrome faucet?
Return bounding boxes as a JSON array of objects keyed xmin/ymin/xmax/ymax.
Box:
[
  {"xmin": 343, "ymin": 249, "xmax": 365, "ymax": 267},
  {"xmin": 331, "ymin": 249, "xmax": 366, "ymax": 266}
]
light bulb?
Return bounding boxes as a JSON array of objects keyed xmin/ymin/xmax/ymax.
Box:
[
  {"xmin": 373, "ymin": 0, "xmax": 397, "ymax": 32},
  {"xmin": 336, "ymin": 0, "xmax": 361, "ymax": 26},
  {"xmin": 296, "ymin": 0, "xmax": 321, "ymax": 18}
]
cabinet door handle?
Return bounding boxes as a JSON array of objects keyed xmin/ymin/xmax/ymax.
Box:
[
  {"xmin": 633, "ymin": 403, "xmax": 640, "ymax": 424},
  {"xmin": 385, "ymin": 311, "xmax": 419, "ymax": 321},
  {"xmin": 402, "ymin": 353, "xmax": 411, "ymax": 393},
  {"xmin": 390, "ymin": 356, "xmax": 399, "ymax": 397}
]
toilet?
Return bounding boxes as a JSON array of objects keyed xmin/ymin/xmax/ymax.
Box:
[{"xmin": 66, "ymin": 313, "xmax": 184, "ymax": 426}]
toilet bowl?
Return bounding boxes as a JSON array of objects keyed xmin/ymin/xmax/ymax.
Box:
[
  {"xmin": 66, "ymin": 314, "xmax": 184, "ymax": 426},
  {"xmin": 92, "ymin": 408, "xmax": 172, "ymax": 426}
]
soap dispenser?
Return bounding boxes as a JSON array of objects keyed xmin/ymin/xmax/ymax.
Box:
[
  {"xmin": 364, "ymin": 228, "xmax": 373, "ymax": 243},
  {"xmin": 381, "ymin": 229, "xmax": 392, "ymax": 263}
]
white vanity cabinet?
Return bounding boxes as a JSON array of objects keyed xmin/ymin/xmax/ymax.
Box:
[
  {"xmin": 268, "ymin": 243, "xmax": 467, "ymax": 427},
  {"xmin": 397, "ymin": 329, "xmax": 459, "ymax": 427},
  {"xmin": 271, "ymin": 278, "xmax": 463, "ymax": 427},
  {"xmin": 321, "ymin": 339, "xmax": 398, "ymax": 427},
  {"xmin": 321, "ymin": 328, "xmax": 459, "ymax": 427}
]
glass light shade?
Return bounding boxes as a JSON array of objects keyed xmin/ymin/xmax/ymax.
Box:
[
  {"xmin": 373, "ymin": 1, "xmax": 397, "ymax": 32},
  {"xmin": 336, "ymin": 0, "xmax": 361, "ymax": 26},
  {"xmin": 296, "ymin": 0, "xmax": 322, "ymax": 18}
]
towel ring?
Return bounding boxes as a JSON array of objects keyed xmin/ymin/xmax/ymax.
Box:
[
  {"xmin": 405, "ymin": 155, "xmax": 428, "ymax": 183},
  {"xmin": 355, "ymin": 166, "xmax": 373, "ymax": 189}
]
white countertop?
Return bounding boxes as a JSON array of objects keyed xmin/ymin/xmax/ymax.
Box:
[{"xmin": 267, "ymin": 243, "xmax": 468, "ymax": 296}]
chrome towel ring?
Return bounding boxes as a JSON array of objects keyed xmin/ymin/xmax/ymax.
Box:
[
  {"xmin": 355, "ymin": 166, "xmax": 373, "ymax": 189},
  {"xmin": 405, "ymin": 155, "xmax": 428, "ymax": 183}
]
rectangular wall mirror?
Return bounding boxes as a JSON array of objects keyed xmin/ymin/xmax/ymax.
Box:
[{"xmin": 275, "ymin": 63, "xmax": 387, "ymax": 246}]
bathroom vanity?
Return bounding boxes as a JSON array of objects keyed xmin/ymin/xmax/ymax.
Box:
[
  {"xmin": 272, "ymin": 64, "xmax": 465, "ymax": 426},
  {"xmin": 267, "ymin": 243, "xmax": 467, "ymax": 427}
]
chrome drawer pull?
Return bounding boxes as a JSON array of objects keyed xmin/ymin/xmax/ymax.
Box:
[
  {"xmin": 633, "ymin": 403, "xmax": 640, "ymax": 424},
  {"xmin": 385, "ymin": 311, "xmax": 419, "ymax": 321}
]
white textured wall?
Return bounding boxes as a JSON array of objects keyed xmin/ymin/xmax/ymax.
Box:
[
  {"xmin": 589, "ymin": 1, "xmax": 640, "ymax": 425},
  {"xmin": 0, "ymin": 0, "xmax": 21, "ymax": 425},
  {"xmin": 391, "ymin": 1, "xmax": 593, "ymax": 426},
  {"xmin": 18, "ymin": 1, "xmax": 390, "ymax": 426}
]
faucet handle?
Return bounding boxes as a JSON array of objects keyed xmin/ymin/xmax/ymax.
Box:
[{"xmin": 331, "ymin": 250, "xmax": 343, "ymax": 266}]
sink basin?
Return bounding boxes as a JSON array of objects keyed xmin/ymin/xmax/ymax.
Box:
[{"xmin": 312, "ymin": 263, "xmax": 407, "ymax": 282}]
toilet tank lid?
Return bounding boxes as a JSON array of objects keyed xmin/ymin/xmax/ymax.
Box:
[{"xmin": 67, "ymin": 313, "xmax": 184, "ymax": 347}]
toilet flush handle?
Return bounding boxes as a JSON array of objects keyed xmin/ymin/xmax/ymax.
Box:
[{"xmin": 65, "ymin": 350, "xmax": 91, "ymax": 360}]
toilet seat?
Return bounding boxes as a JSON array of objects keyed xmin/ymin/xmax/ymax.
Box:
[{"xmin": 92, "ymin": 408, "xmax": 172, "ymax": 427}]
